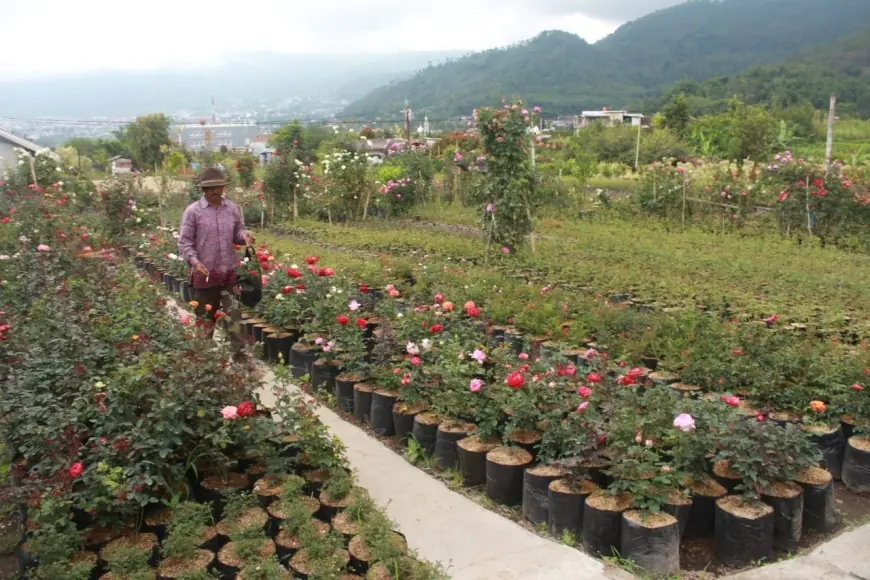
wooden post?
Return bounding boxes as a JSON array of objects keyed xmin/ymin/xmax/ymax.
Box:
[
  {"xmin": 484, "ymin": 213, "xmax": 496, "ymax": 267},
  {"xmin": 292, "ymin": 185, "xmax": 298, "ymax": 220},
  {"xmin": 824, "ymin": 94, "xmax": 836, "ymax": 176},
  {"xmin": 362, "ymin": 184, "xmax": 372, "ymax": 220},
  {"xmin": 805, "ymin": 174, "xmax": 812, "ymax": 235},
  {"xmin": 28, "ymin": 154, "xmax": 38, "ymax": 187},
  {"xmin": 634, "ymin": 123, "xmax": 642, "ymax": 171},
  {"xmin": 681, "ymin": 178, "xmax": 687, "ymax": 227}
]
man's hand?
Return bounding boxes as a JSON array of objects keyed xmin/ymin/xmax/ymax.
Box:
[
  {"xmin": 243, "ymin": 232, "xmax": 255, "ymax": 247},
  {"xmin": 195, "ymin": 263, "xmax": 209, "ymax": 277}
]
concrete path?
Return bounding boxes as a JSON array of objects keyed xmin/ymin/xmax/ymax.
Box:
[
  {"xmin": 726, "ymin": 524, "xmax": 869, "ymax": 580},
  {"xmin": 255, "ymin": 367, "xmax": 631, "ymax": 580}
]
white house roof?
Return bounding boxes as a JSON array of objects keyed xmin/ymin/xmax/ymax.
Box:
[{"xmin": 0, "ymin": 126, "xmax": 60, "ymax": 160}]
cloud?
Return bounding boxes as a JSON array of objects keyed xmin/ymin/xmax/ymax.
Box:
[{"xmin": 0, "ymin": 0, "xmax": 678, "ymax": 79}]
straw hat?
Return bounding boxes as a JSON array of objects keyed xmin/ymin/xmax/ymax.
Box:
[{"xmin": 198, "ymin": 167, "xmax": 230, "ymax": 188}]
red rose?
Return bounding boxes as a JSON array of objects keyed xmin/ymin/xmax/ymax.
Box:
[
  {"xmin": 296, "ymin": 283, "xmax": 305, "ymax": 290},
  {"xmin": 237, "ymin": 401, "xmax": 255, "ymax": 417},
  {"xmin": 359, "ymin": 283, "xmax": 368, "ymax": 294},
  {"xmin": 286, "ymin": 268, "xmax": 302, "ymax": 279},
  {"xmin": 434, "ymin": 292, "xmax": 445, "ymax": 304},
  {"xmin": 852, "ymin": 383, "xmax": 865, "ymax": 392},
  {"xmin": 233, "ymin": 244, "xmax": 242, "ymax": 250},
  {"xmin": 465, "ymin": 306, "xmax": 479, "ymax": 318},
  {"xmin": 429, "ymin": 324, "xmax": 443, "ymax": 333},
  {"xmin": 506, "ymin": 372, "xmax": 525, "ymax": 389},
  {"xmin": 336, "ymin": 315, "xmax": 350, "ymax": 325},
  {"xmin": 305, "ymin": 256, "xmax": 319, "ymax": 265},
  {"xmin": 69, "ymin": 462, "xmax": 84, "ymax": 478},
  {"xmin": 356, "ymin": 318, "xmax": 367, "ymax": 329},
  {"xmin": 587, "ymin": 372, "xmax": 601, "ymax": 383},
  {"xmin": 318, "ymin": 267, "xmax": 335, "ymax": 277},
  {"xmin": 282, "ymin": 285, "xmax": 294, "ymax": 294}
]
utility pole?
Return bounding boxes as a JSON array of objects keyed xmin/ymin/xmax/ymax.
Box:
[
  {"xmin": 404, "ymin": 100, "xmax": 411, "ymax": 143},
  {"xmin": 824, "ymin": 94, "xmax": 836, "ymax": 176},
  {"xmin": 634, "ymin": 121, "xmax": 643, "ymax": 171}
]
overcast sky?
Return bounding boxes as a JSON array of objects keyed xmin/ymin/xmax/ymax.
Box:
[{"xmin": 2, "ymin": 0, "xmax": 686, "ymax": 80}]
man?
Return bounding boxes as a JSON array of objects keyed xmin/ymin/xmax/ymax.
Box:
[{"xmin": 178, "ymin": 167, "xmax": 254, "ymax": 333}]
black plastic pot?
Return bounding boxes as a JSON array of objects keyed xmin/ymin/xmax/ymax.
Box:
[
  {"xmin": 335, "ymin": 374, "xmax": 364, "ymax": 414},
  {"xmin": 796, "ymin": 466, "xmax": 838, "ymax": 533},
  {"xmin": 711, "ymin": 460, "xmax": 741, "ymax": 493},
  {"xmin": 806, "ymin": 424, "xmax": 846, "ymax": 480},
  {"xmin": 411, "ymin": 413, "xmax": 440, "ymax": 456},
  {"xmin": 714, "ymin": 497, "xmax": 774, "ymax": 569},
  {"xmin": 522, "ymin": 466, "xmax": 565, "ymax": 526},
  {"xmin": 353, "ymin": 384, "xmax": 374, "ymax": 423},
  {"xmin": 457, "ymin": 436, "xmax": 496, "ymax": 487},
  {"xmin": 842, "ymin": 436, "xmax": 870, "ymax": 493},
  {"xmin": 583, "ymin": 492, "xmax": 632, "ymax": 558},
  {"xmin": 761, "ymin": 482, "xmax": 803, "ymax": 553},
  {"xmin": 548, "ymin": 479, "xmax": 598, "ymax": 539},
  {"xmin": 487, "ymin": 325, "xmax": 508, "ymax": 349},
  {"xmin": 265, "ymin": 331, "xmax": 294, "ymax": 365},
  {"xmin": 684, "ymin": 478, "xmax": 727, "ymax": 539},
  {"xmin": 662, "ymin": 493, "xmax": 692, "ymax": 539},
  {"xmin": 485, "ymin": 447, "xmax": 533, "ymax": 506},
  {"xmin": 392, "ymin": 402, "xmax": 423, "ymax": 445},
  {"xmin": 311, "ymin": 360, "xmax": 340, "ymax": 393},
  {"xmin": 289, "ymin": 344, "xmax": 319, "ymax": 379},
  {"xmin": 434, "ymin": 422, "xmax": 474, "ymax": 471},
  {"xmin": 370, "ymin": 390, "xmax": 399, "ymax": 436},
  {"xmin": 620, "ymin": 511, "xmax": 680, "ymax": 576}
]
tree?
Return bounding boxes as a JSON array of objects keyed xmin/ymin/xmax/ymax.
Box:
[
  {"xmin": 662, "ymin": 94, "xmax": 690, "ymax": 139},
  {"xmin": 117, "ymin": 114, "xmax": 171, "ymax": 171}
]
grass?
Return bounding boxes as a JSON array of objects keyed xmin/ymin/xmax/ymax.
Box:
[{"xmin": 260, "ymin": 209, "xmax": 870, "ymax": 327}]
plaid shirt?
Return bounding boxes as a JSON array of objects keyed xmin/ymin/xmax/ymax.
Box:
[{"xmin": 178, "ymin": 197, "xmax": 248, "ymax": 289}]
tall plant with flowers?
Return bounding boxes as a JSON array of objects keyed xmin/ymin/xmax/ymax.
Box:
[
  {"xmin": 320, "ymin": 150, "xmax": 369, "ymax": 222},
  {"xmin": 475, "ymin": 101, "xmax": 540, "ymax": 253}
]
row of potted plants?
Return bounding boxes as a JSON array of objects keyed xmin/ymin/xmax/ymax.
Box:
[{"xmin": 0, "ymin": 186, "xmax": 443, "ymax": 580}]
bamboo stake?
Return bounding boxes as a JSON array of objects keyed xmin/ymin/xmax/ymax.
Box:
[
  {"xmin": 681, "ymin": 178, "xmax": 687, "ymax": 227},
  {"xmin": 805, "ymin": 174, "xmax": 812, "ymax": 235}
]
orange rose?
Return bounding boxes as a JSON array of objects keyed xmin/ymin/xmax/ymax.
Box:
[{"xmin": 809, "ymin": 400, "xmax": 826, "ymax": 413}]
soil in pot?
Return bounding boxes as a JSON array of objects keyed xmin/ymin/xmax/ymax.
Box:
[
  {"xmin": 319, "ymin": 490, "xmax": 352, "ymax": 522},
  {"xmin": 84, "ymin": 525, "xmax": 129, "ymax": 553},
  {"xmin": 157, "ymin": 549, "xmax": 214, "ymax": 580},
  {"xmin": 100, "ymin": 532, "xmax": 159, "ymax": 568},
  {"xmin": 840, "ymin": 415, "xmax": 868, "ymax": 440},
  {"xmin": 370, "ymin": 390, "xmax": 399, "ymax": 436},
  {"xmin": 548, "ymin": 478, "xmax": 599, "ymax": 539},
  {"xmin": 711, "ymin": 460, "xmax": 742, "ymax": 492},
  {"xmin": 761, "ymin": 481, "xmax": 803, "ymax": 553},
  {"xmin": 252, "ymin": 322, "xmax": 270, "ymax": 344},
  {"xmin": 353, "ymin": 384, "xmax": 374, "ymax": 424},
  {"xmin": 216, "ymin": 507, "xmax": 269, "ymax": 542},
  {"xmin": 142, "ymin": 507, "xmax": 172, "ymax": 542},
  {"xmin": 289, "ymin": 547, "xmax": 350, "ymax": 578},
  {"xmin": 433, "ymin": 421, "xmax": 475, "ymax": 470},
  {"xmin": 332, "ymin": 511, "xmax": 360, "ymax": 541},
  {"xmin": 522, "ymin": 465, "xmax": 566, "ymax": 526},
  {"xmin": 670, "ymin": 383, "xmax": 702, "ymax": 399},
  {"xmin": 237, "ymin": 565, "xmax": 292, "ymax": 580},
  {"xmin": 662, "ymin": 490, "xmax": 692, "ymax": 539},
  {"xmin": 768, "ymin": 410, "xmax": 802, "ymax": 428},
  {"xmin": 267, "ymin": 497, "xmax": 320, "ymax": 537},
  {"xmin": 842, "ymin": 436, "xmax": 870, "ymax": 493},
  {"xmin": 275, "ymin": 520, "xmax": 329, "ymax": 563},
  {"xmin": 411, "ymin": 413, "xmax": 440, "ymax": 456},
  {"xmin": 254, "ymin": 475, "xmax": 290, "ymax": 508},
  {"xmin": 804, "ymin": 424, "xmax": 846, "ymax": 480},
  {"xmin": 506, "ymin": 430, "xmax": 542, "ymax": 459},
  {"xmin": 198, "ymin": 526, "xmax": 222, "ymax": 553},
  {"xmin": 714, "ymin": 496, "xmax": 774, "ymax": 569},
  {"xmin": 290, "ymin": 343, "xmax": 319, "ymax": 379},
  {"xmin": 392, "ymin": 401, "xmax": 426, "ymax": 445},
  {"xmin": 303, "ymin": 469, "xmax": 331, "ymax": 495},
  {"xmin": 348, "ymin": 533, "xmax": 406, "ymax": 574},
  {"xmin": 197, "ymin": 472, "xmax": 252, "ymax": 519},
  {"xmin": 335, "ymin": 374, "xmax": 366, "ymax": 414},
  {"xmin": 795, "ymin": 466, "xmax": 838, "ymax": 533},
  {"xmin": 216, "ymin": 538, "xmax": 275, "ymax": 578},
  {"xmin": 582, "ymin": 491, "xmax": 632, "ymax": 558},
  {"xmin": 648, "ymin": 371, "xmax": 679, "ymax": 386},
  {"xmin": 485, "ymin": 446, "xmax": 533, "ymax": 506},
  {"xmin": 457, "ymin": 435, "xmax": 499, "ymax": 487},
  {"xmin": 620, "ymin": 510, "xmax": 680, "ymax": 575},
  {"xmin": 684, "ymin": 477, "xmax": 727, "ymax": 539}
]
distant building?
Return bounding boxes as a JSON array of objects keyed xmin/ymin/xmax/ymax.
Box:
[
  {"xmin": 0, "ymin": 126, "xmax": 59, "ymax": 174},
  {"xmin": 109, "ymin": 156, "xmax": 133, "ymax": 175},
  {"xmin": 176, "ymin": 123, "xmax": 267, "ymax": 152},
  {"xmin": 576, "ymin": 108, "xmax": 645, "ymax": 128},
  {"xmin": 250, "ymin": 135, "xmax": 276, "ymax": 165}
]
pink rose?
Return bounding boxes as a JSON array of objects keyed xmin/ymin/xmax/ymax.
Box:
[
  {"xmin": 37, "ymin": 244, "xmax": 50, "ymax": 252},
  {"xmin": 577, "ymin": 386, "xmax": 592, "ymax": 398},
  {"xmin": 577, "ymin": 401, "xmax": 589, "ymax": 412},
  {"xmin": 221, "ymin": 406, "xmax": 239, "ymax": 420},
  {"xmin": 673, "ymin": 413, "xmax": 695, "ymax": 431},
  {"xmin": 469, "ymin": 379, "xmax": 483, "ymax": 393}
]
